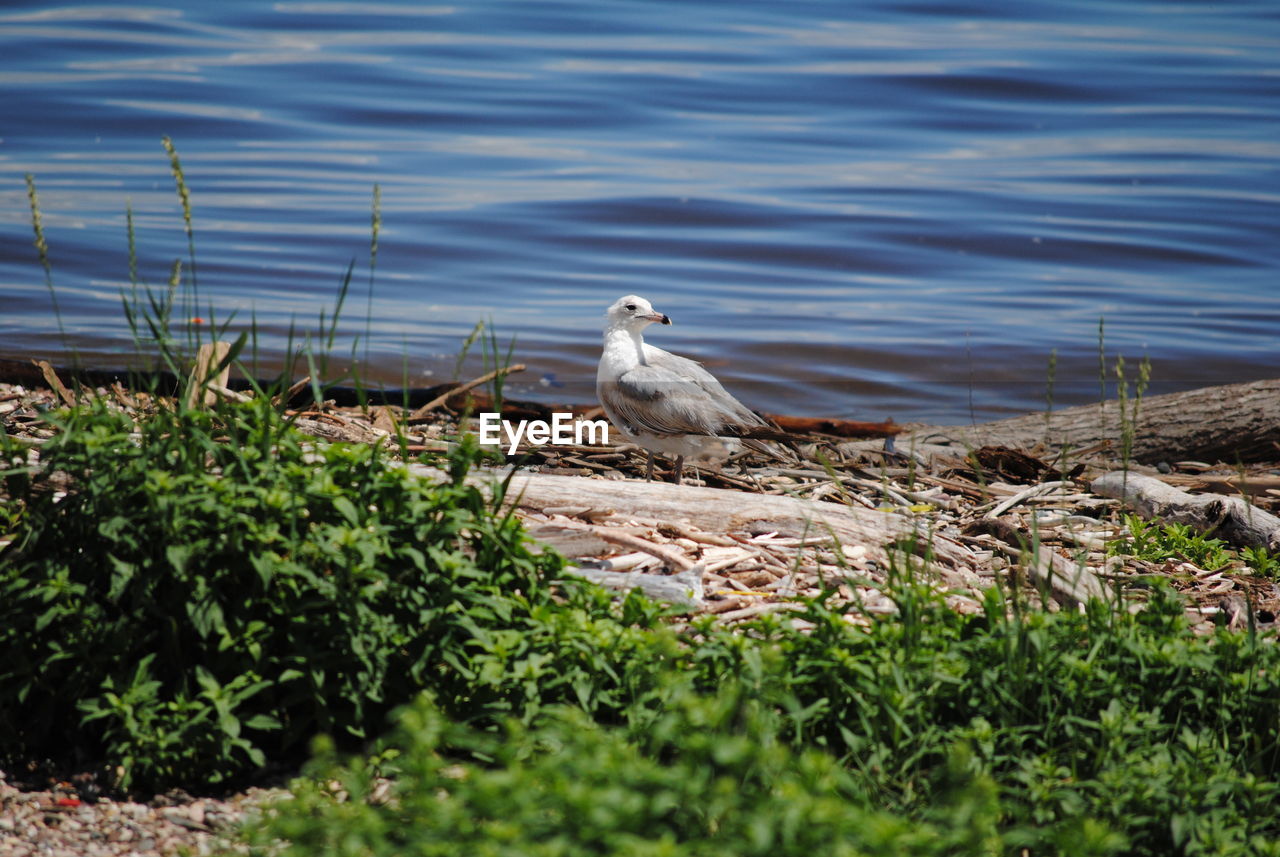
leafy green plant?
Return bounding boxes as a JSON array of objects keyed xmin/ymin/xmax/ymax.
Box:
[
  {"xmin": 1108, "ymin": 514, "xmax": 1233, "ymax": 570},
  {"xmin": 1242, "ymin": 546, "xmax": 1280, "ymax": 578},
  {"xmin": 0, "ymin": 398, "xmax": 572, "ymax": 791},
  {"xmin": 251, "ymin": 574, "xmax": 1280, "ymax": 857},
  {"xmin": 250, "ymin": 689, "xmax": 1010, "ymax": 857}
]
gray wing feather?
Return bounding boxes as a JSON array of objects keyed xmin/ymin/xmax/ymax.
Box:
[{"xmin": 602, "ymin": 346, "xmax": 765, "ymax": 438}]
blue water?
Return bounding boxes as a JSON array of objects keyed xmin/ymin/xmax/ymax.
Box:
[{"xmin": 1, "ymin": 1, "xmax": 1277, "ymax": 423}]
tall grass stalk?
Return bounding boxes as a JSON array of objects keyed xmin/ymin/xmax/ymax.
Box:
[
  {"xmin": 1043, "ymin": 347, "xmax": 1057, "ymax": 444},
  {"xmin": 161, "ymin": 136, "xmax": 197, "ymax": 308},
  {"xmin": 363, "ymin": 184, "xmax": 381, "ymax": 368},
  {"xmin": 454, "ymin": 320, "xmax": 484, "ymax": 381},
  {"xmin": 354, "ymin": 186, "xmax": 382, "ymax": 409},
  {"xmin": 1097, "ymin": 316, "xmax": 1107, "ymax": 431},
  {"xmin": 125, "ymin": 200, "xmax": 139, "ymax": 287},
  {"xmin": 482, "ymin": 321, "xmax": 517, "ymax": 413},
  {"xmin": 1115, "ymin": 353, "xmax": 1152, "ymax": 470},
  {"xmin": 24, "ymin": 174, "xmax": 68, "ymax": 352},
  {"xmin": 965, "ymin": 329, "xmax": 975, "ymax": 425}
]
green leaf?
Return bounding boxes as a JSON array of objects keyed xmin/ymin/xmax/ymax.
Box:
[{"xmin": 332, "ymin": 495, "xmax": 360, "ymax": 527}]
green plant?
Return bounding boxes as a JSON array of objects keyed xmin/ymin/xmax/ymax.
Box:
[
  {"xmin": 1242, "ymin": 546, "xmax": 1280, "ymax": 578},
  {"xmin": 0, "ymin": 398, "xmax": 571, "ymax": 791},
  {"xmin": 24, "ymin": 173, "xmax": 65, "ymax": 351},
  {"xmin": 250, "ymin": 689, "xmax": 1010, "ymax": 857},
  {"xmin": 161, "ymin": 135, "xmax": 198, "ymax": 307},
  {"xmin": 1098, "ymin": 317, "xmax": 1106, "ymax": 431},
  {"xmin": 1043, "ymin": 346, "xmax": 1057, "ymax": 445},
  {"xmin": 1115, "ymin": 353, "xmax": 1152, "ymax": 468},
  {"xmin": 362, "ymin": 183, "xmax": 381, "ymax": 370},
  {"xmin": 482, "ymin": 319, "xmax": 518, "ymax": 413},
  {"xmin": 251, "ymin": 572, "xmax": 1280, "ymax": 857},
  {"xmin": 1108, "ymin": 515, "xmax": 1233, "ymax": 571}
]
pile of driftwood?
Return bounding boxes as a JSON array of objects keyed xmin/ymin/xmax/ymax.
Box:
[{"xmin": 3, "ymin": 355, "xmax": 1278, "ymax": 633}]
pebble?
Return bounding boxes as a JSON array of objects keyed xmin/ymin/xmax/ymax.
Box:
[{"xmin": 0, "ymin": 769, "xmax": 288, "ymax": 857}]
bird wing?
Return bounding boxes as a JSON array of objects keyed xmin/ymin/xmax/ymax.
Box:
[{"xmin": 601, "ymin": 346, "xmax": 766, "ymax": 438}]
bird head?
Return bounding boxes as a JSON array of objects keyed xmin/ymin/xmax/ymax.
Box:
[{"xmin": 606, "ymin": 295, "xmax": 671, "ymax": 331}]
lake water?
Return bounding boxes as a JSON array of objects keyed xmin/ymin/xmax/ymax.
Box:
[{"xmin": 1, "ymin": 1, "xmax": 1277, "ymax": 424}]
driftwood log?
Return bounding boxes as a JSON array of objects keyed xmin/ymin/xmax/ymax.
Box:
[
  {"xmin": 403, "ymin": 466, "xmax": 1117, "ymax": 610},
  {"xmin": 405, "ymin": 464, "xmax": 983, "ymax": 589},
  {"xmin": 878, "ymin": 378, "xmax": 1280, "ymax": 465},
  {"xmin": 1092, "ymin": 470, "xmax": 1280, "ymax": 551},
  {"xmin": 500, "ymin": 470, "xmax": 977, "ymax": 574}
]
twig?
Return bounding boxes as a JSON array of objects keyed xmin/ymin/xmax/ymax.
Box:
[
  {"xmin": 35, "ymin": 360, "xmax": 76, "ymax": 407},
  {"xmin": 713, "ymin": 601, "xmax": 809, "ymax": 624},
  {"xmin": 272, "ymin": 375, "xmax": 312, "ymax": 407},
  {"xmin": 211, "ymin": 385, "xmax": 253, "ymax": 403},
  {"xmin": 593, "ymin": 528, "xmax": 697, "ymax": 571},
  {"xmin": 983, "ymin": 481, "xmax": 1072, "ymax": 519},
  {"xmin": 409, "ymin": 363, "xmax": 526, "ymax": 420}
]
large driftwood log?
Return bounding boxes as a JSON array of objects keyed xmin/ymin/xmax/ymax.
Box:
[
  {"xmin": 498, "ymin": 470, "xmax": 977, "ymax": 575},
  {"xmin": 405, "ymin": 464, "xmax": 981, "ymax": 584},
  {"xmin": 1092, "ymin": 470, "xmax": 1280, "ymax": 551},
  {"xmin": 877, "ymin": 378, "xmax": 1280, "ymax": 465}
]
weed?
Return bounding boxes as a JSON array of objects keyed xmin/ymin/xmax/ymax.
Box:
[
  {"xmin": 250, "ymin": 574, "xmax": 1280, "ymax": 857},
  {"xmin": 1044, "ymin": 346, "xmax": 1057, "ymax": 443},
  {"xmin": 482, "ymin": 319, "xmax": 518, "ymax": 412},
  {"xmin": 161, "ymin": 135, "xmax": 198, "ymax": 303},
  {"xmin": 362, "ymin": 183, "xmax": 381, "ymax": 369},
  {"xmin": 1115, "ymin": 353, "xmax": 1152, "ymax": 469},
  {"xmin": 1109, "ymin": 514, "xmax": 1233, "ymax": 571},
  {"xmin": 0, "ymin": 400, "xmax": 570, "ymax": 791},
  {"xmin": 250, "ymin": 689, "xmax": 1009, "ymax": 857},
  {"xmin": 1243, "ymin": 546, "xmax": 1280, "ymax": 578},
  {"xmin": 24, "ymin": 174, "xmax": 67, "ymax": 352},
  {"xmin": 1098, "ymin": 317, "xmax": 1106, "ymax": 430}
]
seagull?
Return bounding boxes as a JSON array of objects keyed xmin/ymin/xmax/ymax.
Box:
[{"xmin": 596, "ymin": 294, "xmax": 773, "ymax": 484}]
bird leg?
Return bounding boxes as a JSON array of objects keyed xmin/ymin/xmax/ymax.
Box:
[
  {"xmin": 673, "ymin": 455, "xmax": 684, "ymax": 485},
  {"xmin": 645, "ymin": 451, "xmax": 655, "ymax": 482}
]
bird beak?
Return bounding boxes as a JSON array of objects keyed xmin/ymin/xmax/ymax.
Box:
[{"xmin": 646, "ymin": 312, "xmax": 672, "ymax": 325}]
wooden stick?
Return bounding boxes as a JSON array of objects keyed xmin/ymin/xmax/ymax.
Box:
[
  {"xmin": 763, "ymin": 414, "xmax": 901, "ymax": 438},
  {"xmin": 272, "ymin": 375, "xmax": 312, "ymax": 407},
  {"xmin": 211, "ymin": 385, "xmax": 253, "ymax": 403},
  {"xmin": 984, "ymin": 481, "xmax": 1073, "ymax": 519},
  {"xmin": 34, "ymin": 360, "xmax": 76, "ymax": 407},
  {"xmin": 409, "ymin": 363, "xmax": 526, "ymax": 420},
  {"xmin": 185, "ymin": 341, "xmax": 231, "ymax": 410},
  {"xmin": 592, "ymin": 528, "xmax": 697, "ymax": 571}
]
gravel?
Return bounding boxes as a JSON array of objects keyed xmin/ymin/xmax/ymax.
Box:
[{"xmin": 0, "ymin": 770, "xmax": 286, "ymax": 857}]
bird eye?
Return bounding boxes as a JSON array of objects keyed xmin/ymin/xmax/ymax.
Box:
[{"xmin": 625, "ymin": 304, "xmax": 637, "ymax": 311}]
